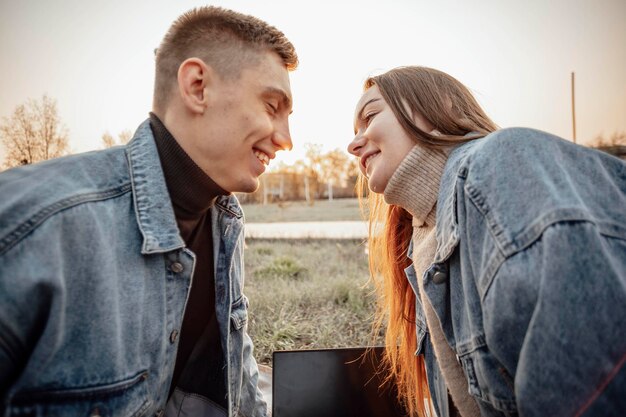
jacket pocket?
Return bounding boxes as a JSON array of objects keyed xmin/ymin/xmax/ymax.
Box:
[
  {"xmin": 458, "ymin": 347, "xmax": 518, "ymax": 414},
  {"xmin": 8, "ymin": 370, "xmax": 151, "ymax": 417},
  {"xmin": 230, "ymin": 295, "xmax": 249, "ymax": 331}
]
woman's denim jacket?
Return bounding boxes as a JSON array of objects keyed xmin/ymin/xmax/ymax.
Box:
[
  {"xmin": 0, "ymin": 120, "xmax": 267, "ymax": 417},
  {"xmin": 405, "ymin": 128, "xmax": 626, "ymax": 417}
]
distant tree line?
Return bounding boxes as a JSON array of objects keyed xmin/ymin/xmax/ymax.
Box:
[{"xmin": 587, "ymin": 132, "xmax": 626, "ymax": 160}]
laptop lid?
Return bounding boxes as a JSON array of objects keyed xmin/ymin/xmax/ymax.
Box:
[{"xmin": 272, "ymin": 346, "xmax": 407, "ymax": 417}]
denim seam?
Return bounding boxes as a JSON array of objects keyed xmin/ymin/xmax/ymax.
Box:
[
  {"xmin": 215, "ymin": 201, "xmax": 242, "ymax": 219},
  {"xmin": 0, "ymin": 321, "xmax": 21, "ymax": 364},
  {"xmin": 130, "ymin": 399, "xmax": 152, "ymax": 417},
  {"xmin": 478, "ymin": 249, "xmax": 507, "ymax": 304},
  {"xmin": 0, "ymin": 184, "xmax": 132, "ymax": 256},
  {"xmin": 478, "ymin": 215, "xmax": 626, "ymax": 303},
  {"xmin": 465, "ymin": 182, "xmax": 626, "ymax": 257},
  {"xmin": 11, "ymin": 369, "xmax": 148, "ymax": 402},
  {"xmin": 461, "ymin": 353, "xmax": 518, "ymax": 412},
  {"xmin": 455, "ymin": 334, "xmax": 487, "ymax": 356},
  {"xmin": 230, "ymin": 307, "xmax": 248, "ymax": 330},
  {"xmin": 506, "ymin": 209, "xmax": 626, "ymax": 255},
  {"xmin": 465, "ymin": 183, "xmax": 508, "ymax": 255}
]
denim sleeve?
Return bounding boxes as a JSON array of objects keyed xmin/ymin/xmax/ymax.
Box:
[
  {"xmin": 482, "ymin": 221, "xmax": 626, "ymax": 416},
  {"xmin": 241, "ymin": 328, "xmax": 268, "ymax": 417}
]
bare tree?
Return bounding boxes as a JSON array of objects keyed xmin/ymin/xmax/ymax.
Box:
[
  {"xmin": 295, "ymin": 145, "xmax": 358, "ymax": 202},
  {"xmin": 102, "ymin": 129, "xmax": 132, "ymax": 148},
  {"xmin": 302, "ymin": 143, "xmax": 324, "ymax": 204},
  {"xmin": 319, "ymin": 148, "xmax": 350, "ymax": 201},
  {"xmin": 0, "ymin": 95, "xmax": 69, "ymax": 169}
]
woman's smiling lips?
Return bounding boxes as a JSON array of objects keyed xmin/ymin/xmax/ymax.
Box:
[{"xmin": 362, "ymin": 151, "xmax": 381, "ymax": 173}]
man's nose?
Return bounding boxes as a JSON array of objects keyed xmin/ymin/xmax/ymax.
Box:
[{"xmin": 273, "ymin": 119, "xmax": 293, "ymax": 151}]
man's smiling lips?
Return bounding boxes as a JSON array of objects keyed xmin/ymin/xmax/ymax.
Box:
[{"xmin": 253, "ymin": 148, "xmax": 273, "ymax": 166}]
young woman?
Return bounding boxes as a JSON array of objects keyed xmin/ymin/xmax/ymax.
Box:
[{"xmin": 348, "ymin": 66, "xmax": 626, "ymax": 417}]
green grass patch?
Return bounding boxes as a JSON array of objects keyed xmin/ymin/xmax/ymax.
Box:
[{"xmin": 255, "ymin": 256, "xmax": 308, "ymax": 280}]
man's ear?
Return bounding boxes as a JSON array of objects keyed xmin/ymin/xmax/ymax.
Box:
[{"xmin": 177, "ymin": 58, "xmax": 213, "ymax": 114}]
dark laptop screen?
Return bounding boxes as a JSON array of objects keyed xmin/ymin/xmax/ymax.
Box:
[{"xmin": 272, "ymin": 346, "xmax": 407, "ymax": 417}]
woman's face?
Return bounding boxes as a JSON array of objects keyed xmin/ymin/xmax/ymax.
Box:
[{"xmin": 348, "ymin": 85, "xmax": 434, "ymax": 194}]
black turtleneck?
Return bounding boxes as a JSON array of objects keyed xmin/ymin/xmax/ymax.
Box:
[{"xmin": 149, "ymin": 113, "xmax": 228, "ymax": 406}]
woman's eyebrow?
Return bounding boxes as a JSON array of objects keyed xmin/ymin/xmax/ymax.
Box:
[
  {"xmin": 354, "ymin": 98, "xmax": 381, "ymax": 133},
  {"xmin": 356, "ymin": 98, "xmax": 380, "ymax": 121}
]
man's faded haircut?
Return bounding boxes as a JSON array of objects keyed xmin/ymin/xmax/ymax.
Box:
[{"xmin": 153, "ymin": 6, "xmax": 298, "ymax": 112}]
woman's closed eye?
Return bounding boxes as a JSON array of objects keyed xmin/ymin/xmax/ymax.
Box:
[{"xmin": 363, "ymin": 111, "xmax": 377, "ymax": 126}]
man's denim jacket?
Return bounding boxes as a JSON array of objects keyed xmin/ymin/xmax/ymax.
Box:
[
  {"xmin": 405, "ymin": 128, "xmax": 626, "ymax": 417},
  {"xmin": 0, "ymin": 120, "xmax": 267, "ymax": 417}
]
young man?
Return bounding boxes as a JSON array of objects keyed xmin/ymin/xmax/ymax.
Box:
[{"xmin": 0, "ymin": 7, "xmax": 297, "ymax": 417}]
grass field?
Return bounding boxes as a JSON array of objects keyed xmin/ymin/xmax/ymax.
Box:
[
  {"xmin": 241, "ymin": 198, "xmax": 363, "ymax": 223},
  {"xmin": 244, "ymin": 238, "xmax": 382, "ymax": 366}
]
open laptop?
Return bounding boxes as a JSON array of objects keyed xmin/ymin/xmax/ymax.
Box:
[{"xmin": 272, "ymin": 346, "xmax": 407, "ymax": 417}]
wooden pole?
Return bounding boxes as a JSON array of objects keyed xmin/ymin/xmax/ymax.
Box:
[{"xmin": 571, "ymin": 72, "xmax": 577, "ymax": 143}]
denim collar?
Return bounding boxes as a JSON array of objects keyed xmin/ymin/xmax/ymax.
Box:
[
  {"xmin": 126, "ymin": 119, "xmax": 186, "ymax": 254},
  {"xmin": 434, "ymin": 139, "xmax": 482, "ymax": 263}
]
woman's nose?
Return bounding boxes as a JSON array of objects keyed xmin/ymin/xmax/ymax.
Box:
[{"xmin": 348, "ymin": 134, "xmax": 365, "ymax": 156}]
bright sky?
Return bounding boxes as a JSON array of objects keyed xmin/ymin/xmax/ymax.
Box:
[{"xmin": 1, "ymin": 0, "xmax": 625, "ymax": 167}]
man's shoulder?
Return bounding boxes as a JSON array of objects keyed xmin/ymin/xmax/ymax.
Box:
[
  {"xmin": 0, "ymin": 147, "xmax": 133, "ymax": 254},
  {"xmin": 0, "ymin": 146, "xmax": 131, "ymax": 201}
]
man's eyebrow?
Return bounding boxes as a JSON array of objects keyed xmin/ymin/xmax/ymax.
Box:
[
  {"xmin": 354, "ymin": 98, "xmax": 380, "ymax": 133},
  {"xmin": 264, "ymin": 87, "xmax": 292, "ymax": 111}
]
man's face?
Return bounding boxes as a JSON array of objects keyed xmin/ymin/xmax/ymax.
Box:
[{"xmin": 192, "ymin": 51, "xmax": 293, "ymax": 193}]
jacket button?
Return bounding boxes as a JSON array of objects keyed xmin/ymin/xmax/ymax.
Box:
[
  {"xmin": 170, "ymin": 330, "xmax": 179, "ymax": 343},
  {"xmin": 170, "ymin": 262, "xmax": 184, "ymax": 273},
  {"xmin": 155, "ymin": 409, "xmax": 165, "ymax": 417},
  {"xmin": 432, "ymin": 271, "xmax": 447, "ymax": 284}
]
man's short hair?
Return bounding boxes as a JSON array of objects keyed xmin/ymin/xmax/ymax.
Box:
[{"xmin": 153, "ymin": 6, "xmax": 298, "ymax": 112}]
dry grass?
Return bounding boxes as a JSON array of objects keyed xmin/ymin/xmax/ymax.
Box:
[{"xmin": 244, "ymin": 238, "xmax": 382, "ymax": 365}]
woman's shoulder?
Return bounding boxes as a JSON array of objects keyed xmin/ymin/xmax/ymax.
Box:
[
  {"xmin": 455, "ymin": 127, "xmax": 622, "ymax": 178},
  {"xmin": 465, "ymin": 127, "xmax": 571, "ymax": 161}
]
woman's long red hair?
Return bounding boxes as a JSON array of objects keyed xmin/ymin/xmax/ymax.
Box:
[{"xmin": 361, "ymin": 183, "xmax": 432, "ymax": 417}]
